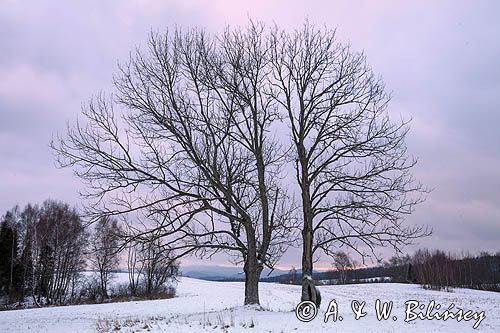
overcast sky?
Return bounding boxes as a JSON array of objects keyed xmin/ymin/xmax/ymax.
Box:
[{"xmin": 1, "ymin": 0, "xmax": 499, "ymax": 268}]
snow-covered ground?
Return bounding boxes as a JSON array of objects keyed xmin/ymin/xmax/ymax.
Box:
[{"xmin": 0, "ymin": 275, "xmax": 499, "ymax": 332}]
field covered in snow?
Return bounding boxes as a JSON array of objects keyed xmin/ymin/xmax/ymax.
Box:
[{"xmin": 1, "ymin": 275, "xmax": 499, "ymax": 332}]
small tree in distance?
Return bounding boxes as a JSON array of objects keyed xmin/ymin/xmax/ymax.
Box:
[
  {"xmin": 140, "ymin": 234, "xmax": 179, "ymax": 297},
  {"xmin": 89, "ymin": 217, "xmax": 122, "ymax": 301},
  {"xmin": 288, "ymin": 266, "xmax": 298, "ymax": 285},
  {"xmin": 332, "ymin": 251, "xmax": 353, "ymax": 284},
  {"xmin": 126, "ymin": 241, "xmax": 143, "ymax": 297},
  {"xmin": 124, "ymin": 231, "xmax": 179, "ymax": 298}
]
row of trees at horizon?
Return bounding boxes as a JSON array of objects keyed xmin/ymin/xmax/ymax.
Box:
[
  {"xmin": 281, "ymin": 250, "xmax": 500, "ymax": 292},
  {"xmin": 411, "ymin": 249, "xmax": 500, "ymax": 291}
]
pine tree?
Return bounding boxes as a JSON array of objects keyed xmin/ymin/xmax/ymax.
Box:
[{"xmin": 0, "ymin": 214, "xmax": 20, "ymax": 298}]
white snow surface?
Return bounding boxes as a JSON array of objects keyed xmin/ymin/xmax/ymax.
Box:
[{"xmin": 1, "ymin": 275, "xmax": 499, "ymax": 332}]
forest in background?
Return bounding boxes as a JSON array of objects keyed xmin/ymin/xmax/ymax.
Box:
[
  {"xmin": 0, "ymin": 201, "xmax": 179, "ymax": 309},
  {"xmin": 267, "ymin": 250, "xmax": 500, "ymax": 293}
]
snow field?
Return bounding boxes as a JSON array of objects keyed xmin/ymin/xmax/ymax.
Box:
[{"xmin": 0, "ymin": 275, "xmax": 499, "ymax": 332}]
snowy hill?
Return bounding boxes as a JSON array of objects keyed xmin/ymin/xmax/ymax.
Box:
[{"xmin": 0, "ymin": 276, "xmax": 499, "ymax": 332}]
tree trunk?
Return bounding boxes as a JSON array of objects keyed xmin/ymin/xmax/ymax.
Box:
[
  {"xmin": 243, "ymin": 257, "xmax": 263, "ymax": 305},
  {"xmin": 301, "ymin": 218, "xmax": 315, "ymax": 302},
  {"xmin": 101, "ymin": 274, "xmax": 108, "ymax": 299},
  {"xmin": 299, "ymin": 148, "xmax": 315, "ymax": 303}
]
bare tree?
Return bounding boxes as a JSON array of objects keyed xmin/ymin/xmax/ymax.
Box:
[
  {"xmin": 332, "ymin": 251, "xmax": 353, "ymax": 284},
  {"xmin": 51, "ymin": 24, "xmax": 296, "ymax": 305},
  {"xmin": 88, "ymin": 216, "xmax": 122, "ymax": 300},
  {"xmin": 126, "ymin": 241, "xmax": 144, "ymax": 297},
  {"xmin": 123, "ymin": 232, "xmax": 178, "ymax": 298},
  {"xmin": 34, "ymin": 200, "xmax": 87, "ymax": 305},
  {"xmin": 268, "ymin": 22, "xmax": 429, "ymax": 305},
  {"xmin": 288, "ymin": 266, "xmax": 297, "ymax": 285},
  {"xmin": 139, "ymin": 232, "xmax": 179, "ymax": 296},
  {"xmin": 52, "ymin": 20, "xmax": 427, "ymax": 306}
]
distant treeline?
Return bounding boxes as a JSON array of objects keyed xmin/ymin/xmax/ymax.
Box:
[
  {"xmin": 411, "ymin": 249, "xmax": 500, "ymax": 292},
  {"xmin": 264, "ymin": 250, "xmax": 500, "ymax": 292},
  {"xmin": 0, "ymin": 201, "xmax": 179, "ymax": 309}
]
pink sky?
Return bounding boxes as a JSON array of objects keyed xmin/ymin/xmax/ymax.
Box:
[{"xmin": 1, "ymin": 0, "xmax": 500, "ymax": 268}]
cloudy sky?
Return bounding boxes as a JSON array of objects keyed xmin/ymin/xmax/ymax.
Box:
[{"xmin": 1, "ymin": 0, "xmax": 499, "ymax": 268}]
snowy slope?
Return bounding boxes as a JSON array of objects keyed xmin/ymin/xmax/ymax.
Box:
[{"xmin": 0, "ymin": 276, "xmax": 499, "ymax": 332}]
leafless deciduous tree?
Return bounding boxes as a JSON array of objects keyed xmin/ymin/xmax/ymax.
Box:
[
  {"xmin": 139, "ymin": 232, "xmax": 179, "ymax": 296},
  {"xmin": 52, "ymin": 20, "xmax": 428, "ymax": 306},
  {"xmin": 288, "ymin": 266, "xmax": 298, "ymax": 285},
  {"xmin": 126, "ymin": 241, "xmax": 143, "ymax": 297},
  {"xmin": 88, "ymin": 217, "xmax": 122, "ymax": 300},
  {"xmin": 332, "ymin": 251, "xmax": 353, "ymax": 284},
  {"xmin": 52, "ymin": 24, "xmax": 297, "ymax": 305},
  {"xmin": 34, "ymin": 201, "xmax": 87, "ymax": 305},
  {"xmin": 123, "ymin": 231, "xmax": 178, "ymax": 297},
  {"xmin": 268, "ymin": 22, "xmax": 429, "ymax": 305}
]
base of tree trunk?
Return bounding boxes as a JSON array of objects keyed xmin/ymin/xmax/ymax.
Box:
[
  {"xmin": 301, "ymin": 276, "xmax": 321, "ymax": 308},
  {"xmin": 244, "ymin": 264, "xmax": 263, "ymax": 305}
]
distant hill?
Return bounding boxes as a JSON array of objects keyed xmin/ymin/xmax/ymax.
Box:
[{"xmin": 180, "ymin": 265, "xmax": 288, "ymax": 281}]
